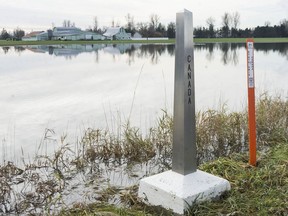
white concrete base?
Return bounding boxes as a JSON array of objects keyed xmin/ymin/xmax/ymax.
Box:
[{"xmin": 138, "ymin": 170, "xmax": 230, "ymax": 215}]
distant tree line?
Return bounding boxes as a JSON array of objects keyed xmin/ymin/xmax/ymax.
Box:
[
  {"xmin": 0, "ymin": 12, "xmax": 287, "ymax": 40},
  {"xmin": 194, "ymin": 12, "xmax": 288, "ymax": 38},
  {"xmin": 89, "ymin": 12, "xmax": 287, "ymax": 38}
]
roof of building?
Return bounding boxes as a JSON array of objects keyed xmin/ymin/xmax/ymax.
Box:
[
  {"xmin": 52, "ymin": 27, "xmax": 101, "ymax": 37},
  {"xmin": 53, "ymin": 27, "xmax": 81, "ymax": 32},
  {"xmin": 103, "ymin": 27, "xmax": 122, "ymax": 37},
  {"xmin": 133, "ymin": 32, "xmax": 142, "ymax": 38},
  {"xmin": 52, "ymin": 27, "xmax": 81, "ymax": 36},
  {"xmin": 23, "ymin": 31, "xmax": 44, "ymax": 38}
]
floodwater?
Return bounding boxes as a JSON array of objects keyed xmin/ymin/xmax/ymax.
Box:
[{"xmin": 0, "ymin": 43, "xmax": 287, "ymax": 161}]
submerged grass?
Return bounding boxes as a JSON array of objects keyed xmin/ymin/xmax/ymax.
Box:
[{"xmin": 0, "ymin": 92, "xmax": 287, "ymax": 215}]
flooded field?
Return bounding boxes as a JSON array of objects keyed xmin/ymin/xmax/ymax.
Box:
[
  {"xmin": 1, "ymin": 43, "xmax": 287, "ymax": 161},
  {"xmin": 0, "ymin": 42, "xmax": 287, "ymax": 214}
]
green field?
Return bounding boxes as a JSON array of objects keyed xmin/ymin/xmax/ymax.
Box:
[
  {"xmin": 0, "ymin": 37, "xmax": 287, "ymax": 46},
  {"xmin": 195, "ymin": 37, "xmax": 288, "ymax": 43},
  {"xmin": 0, "ymin": 39, "xmax": 175, "ymax": 46}
]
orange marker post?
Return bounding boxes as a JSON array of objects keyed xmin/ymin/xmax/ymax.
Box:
[{"xmin": 246, "ymin": 38, "xmax": 257, "ymax": 166}]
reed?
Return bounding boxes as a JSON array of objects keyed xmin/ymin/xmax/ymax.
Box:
[{"xmin": 256, "ymin": 92, "xmax": 288, "ymax": 146}]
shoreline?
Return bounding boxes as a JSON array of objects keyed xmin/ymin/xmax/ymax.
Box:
[{"xmin": 0, "ymin": 37, "xmax": 288, "ymax": 46}]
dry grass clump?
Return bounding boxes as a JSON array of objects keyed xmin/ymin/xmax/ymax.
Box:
[
  {"xmin": 0, "ymin": 161, "xmax": 64, "ymax": 214},
  {"xmin": 256, "ymin": 92, "xmax": 288, "ymax": 146},
  {"xmin": 196, "ymin": 92, "xmax": 288, "ymax": 163},
  {"xmin": 196, "ymin": 107, "xmax": 247, "ymax": 163},
  {"xmin": 0, "ymin": 133, "xmax": 74, "ymax": 214}
]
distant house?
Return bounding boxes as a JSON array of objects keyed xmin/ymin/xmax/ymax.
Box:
[
  {"xmin": 22, "ymin": 31, "xmax": 48, "ymax": 41},
  {"xmin": 133, "ymin": 32, "xmax": 142, "ymax": 39},
  {"xmin": 103, "ymin": 27, "xmax": 131, "ymax": 40},
  {"xmin": 131, "ymin": 32, "xmax": 143, "ymax": 41},
  {"xmin": 22, "ymin": 27, "xmax": 103, "ymax": 41},
  {"xmin": 51, "ymin": 27, "xmax": 102, "ymax": 41}
]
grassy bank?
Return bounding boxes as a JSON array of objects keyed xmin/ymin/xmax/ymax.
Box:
[
  {"xmin": 195, "ymin": 37, "xmax": 288, "ymax": 43},
  {"xmin": 0, "ymin": 39, "xmax": 175, "ymax": 46},
  {"xmin": 190, "ymin": 142, "xmax": 288, "ymax": 215},
  {"xmin": 0, "ymin": 37, "xmax": 287, "ymax": 46},
  {"xmin": 58, "ymin": 142, "xmax": 288, "ymax": 215}
]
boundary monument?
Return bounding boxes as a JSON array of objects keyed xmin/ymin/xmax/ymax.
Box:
[{"xmin": 138, "ymin": 9, "xmax": 231, "ymax": 214}]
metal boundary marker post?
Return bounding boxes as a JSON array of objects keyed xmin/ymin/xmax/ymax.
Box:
[
  {"xmin": 172, "ymin": 9, "xmax": 197, "ymax": 175},
  {"xmin": 246, "ymin": 38, "xmax": 257, "ymax": 166}
]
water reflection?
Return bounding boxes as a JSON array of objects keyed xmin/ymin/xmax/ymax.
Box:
[
  {"xmin": 1, "ymin": 42, "xmax": 287, "ymax": 163},
  {"xmin": 2, "ymin": 46, "xmax": 10, "ymax": 54},
  {"xmin": 196, "ymin": 43, "xmax": 288, "ymax": 64},
  {"xmin": 3, "ymin": 42, "xmax": 288, "ymax": 64},
  {"xmin": 11, "ymin": 44, "xmax": 172, "ymax": 65},
  {"xmin": 196, "ymin": 43, "xmax": 244, "ymax": 65},
  {"xmin": 255, "ymin": 43, "xmax": 288, "ymax": 60}
]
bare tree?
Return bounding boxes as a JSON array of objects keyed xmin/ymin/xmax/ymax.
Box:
[
  {"xmin": 280, "ymin": 19, "xmax": 288, "ymax": 34},
  {"xmin": 264, "ymin": 21, "xmax": 271, "ymax": 26},
  {"xmin": 232, "ymin": 12, "xmax": 240, "ymax": 29},
  {"xmin": 231, "ymin": 12, "xmax": 240, "ymax": 37},
  {"xmin": 137, "ymin": 22, "xmax": 149, "ymax": 37},
  {"xmin": 63, "ymin": 20, "xmax": 67, "ymax": 27},
  {"xmin": 93, "ymin": 16, "xmax": 99, "ymax": 32},
  {"xmin": 222, "ymin": 12, "xmax": 231, "ymax": 29},
  {"xmin": 13, "ymin": 28, "xmax": 25, "ymax": 40},
  {"xmin": 62, "ymin": 20, "xmax": 74, "ymax": 27},
  {"xmin": 149, "ymin": 13, "xmax": 160, "ymax": 30},
  {"xmin": 221, "ymin": 12, "xmax": 231, "ymax": 37},
  {"xmin": 125, "ymin": 13, "xmax": 135, "ymax": 33},
  {"xmin": 0, "ymin": 28, "xmax": 11, "ymax": 40},
  {"xmin": 206, "ymin": 17, "xmax": 216, "ymax": 38},
  {"xmin": 206, "ymin": 17, "xmax": 215, "ymax": 27}
]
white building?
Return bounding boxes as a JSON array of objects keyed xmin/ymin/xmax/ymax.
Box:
[
  {"xmin": 22, "ymin": 27, "xmax": 103, "ymax": 41},
  {"xmin": 52, "ymin": 27, "xmax": 102, "ymax": 41},
  {"xmin": 103, "ymin": 27, "xmax": 131, "ymax": 40},
  {"xmin": 22, "ymin": 31, "xmax": 48, "ymax": 41}
]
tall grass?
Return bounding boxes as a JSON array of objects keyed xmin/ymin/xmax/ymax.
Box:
[
  {"xmin": 187, "ymin": 142, "xmax": 288, "ymax": 215},
  {"xmin": 256, "ymin": 93, "xmax": 288, "ymax": 145},
  {"xmin": 0, "ymin": 92, "xmax": 287, "ymax": 214}
]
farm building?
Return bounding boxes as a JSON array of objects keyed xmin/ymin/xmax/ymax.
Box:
[
  {"xmin": 22, "ymin": 27, "xmax": 102, "ymax": 41},
  {"xmin": 103, "ymin": 27, "xmax": 131, "ymax": 40},
  {"xmin": 51, "ymin": 27, "xmax": 102, "ymax": 41},
  {"xmin": 22, "ymin": 31, "xmax": 48, "ymax": 41}
]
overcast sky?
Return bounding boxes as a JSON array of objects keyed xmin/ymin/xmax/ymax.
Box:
[{"xmin": 0, "ymin": 0, "xmax": 287, "ymax": 32}]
